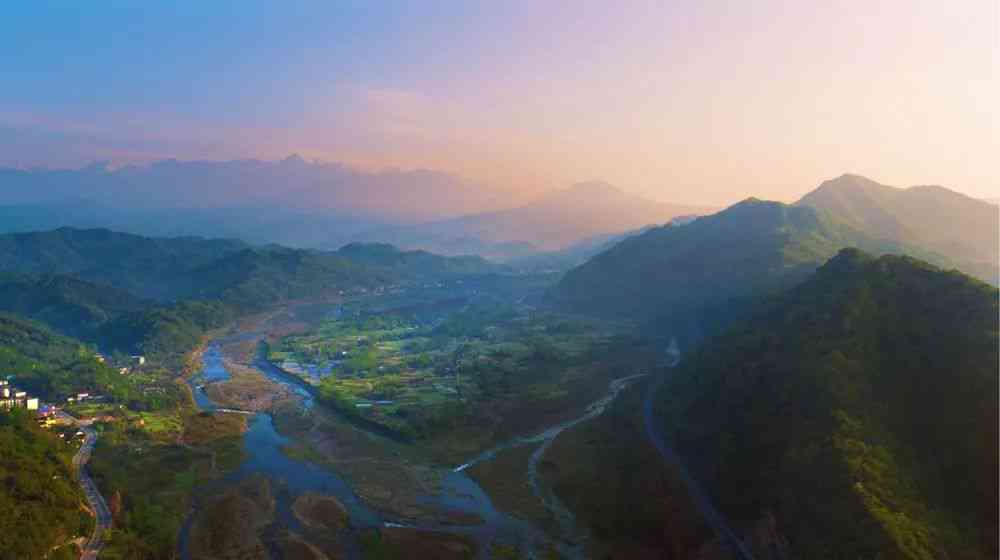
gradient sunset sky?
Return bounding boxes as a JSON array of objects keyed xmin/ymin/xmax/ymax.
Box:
[{"xmin": 2, "ymin": 1, "xmax": 996, "ymax": 205}]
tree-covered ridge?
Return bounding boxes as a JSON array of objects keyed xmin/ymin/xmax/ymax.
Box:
[
  {"xmin": 0, "ymin": 312, "xmax": 133, "ymax": 401},
  {"xmin": 659, "ymin": 249, "xmax": 999, "ymax": 559},
  {"xmin": 0, "ymin": 228, "xmax": 509, "ymax": 363},
  {"xmin": 0, "ymin": 272, "xmax": 147, "ymax": 341},
  {"xmin": 0, "ymin": 227, "xmax": 248, "ymax": 301},
  {"xmin": 551, "ymin": 199, "xmax": 868, "ymax": 325},
  {"xmin": 0, "ymin": 409, "xmax": 89, "ymax": 560},
  {"xmin": 797, "ymin": 174, "xmax": 999, "ymax": 284}
]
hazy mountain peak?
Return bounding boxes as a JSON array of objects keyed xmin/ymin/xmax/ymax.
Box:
[
  {"xmin": 815, "ymin": 173, "xmax": 887, "ymax": 193},
  {"xmin": 281, "ymin": 153, "xmax": 308, "ymax": 166},
  {"xmin": 797, "ymin": 175, "xmax": 999, "ymax": 283}
]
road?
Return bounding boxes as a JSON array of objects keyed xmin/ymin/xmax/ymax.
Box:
[
  {"xmin": 61, "ymin": 412, "xmax": 112, "ymax": 560},
  {"xmin": 641, "ymin": 341, "xmax": 756, "ymax": 560}
]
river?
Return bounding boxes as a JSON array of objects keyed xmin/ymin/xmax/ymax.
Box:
[{"xmin": 178, "ymin": 340, "xmax": 558, "ymax": 559}]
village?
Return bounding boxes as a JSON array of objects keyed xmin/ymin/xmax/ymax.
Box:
[{"xmin": 1, "ymin": 352, "xmax": 146, "ymax": 436}]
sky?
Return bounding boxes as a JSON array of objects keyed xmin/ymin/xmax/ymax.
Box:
[{"xmin": 1, "ymin": 0, "xmax": 997, "ymax": 206}]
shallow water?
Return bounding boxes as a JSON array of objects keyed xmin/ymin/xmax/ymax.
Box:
[
  {"xmin": 181, "ymin": 338, "xmax": 555, "ymax": 559},
  {"xmin": 180, "ymin": 345, "xmax": 381, "ymax": 559}
]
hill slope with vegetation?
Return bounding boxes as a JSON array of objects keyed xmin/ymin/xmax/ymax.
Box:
[
  {"xmin": 658, "ymin": 249, "xmax": 998, "ymax": 558},
  {"xmin": 0, "ymin": 227, "xmax": 248, "ymax": 301},
  {"xmin": 0, "ymin": 312, "xmax": 134, "ymax": 401},
  {"xmin": 797, "ymin": 174, "xmax": 998, "ymax": 283},
  {"xmin": 0, "ymin": 409, "xmax": 90, "ymax": 559},
  {"xmin": 551, "ymin": 198, "xmax": 906, "ymax": 337},
  {"xmin": 0, "ymin": 272, "xmax": 147, "ymax": 341},
  {"xmin": 0, "ymin": 228, "xmax": 507, "ymax": 361}
]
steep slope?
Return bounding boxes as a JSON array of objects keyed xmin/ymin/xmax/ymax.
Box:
[
  {"xmin": 0, "ymin": 313, "xmax": 127, "ymax": 401},
  {"xmin": 0, "ymin": 227, "xmax": 248, "ymax": 300},
  {"xmin": 797, "ymin": 174, "xmax": 998, "ymax": 283},
  {"xmin": 551, "ymin": 198, "xmax": 892, "ymax": 333},
  {"xmin": 0, "ymin": 408, "xmax": 90, "ymax": 559},
  {"xmin": 0, "ymin": 273, "xmax": 147, "ymax": 340},
  {"xmin": 658, "ymin": 250, "xmax": 998, "ymax": 559},
  {"xmin": 355, "ymin": 182, "xmax": 713, "ymax": 258}
]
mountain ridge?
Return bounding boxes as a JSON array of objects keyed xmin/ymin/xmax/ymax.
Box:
[
  {"xmin": 352, "ymin": 181, "xmax": 714, "ymax": 258},
  {"xmin": 796, "ymin": 173, "xmax": 998, "ymax": 282},
  {"xmin": 657, "ymin": 248, "xmax": 998, "ymax": 558}
]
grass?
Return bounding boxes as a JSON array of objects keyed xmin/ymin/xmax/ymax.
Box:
[
  {"xmin": 89, "ymin": 406, "xmax": 247, "ymax": 558},
  {"xmin": 268, "ymin": 297, "xmax": 627, "ymax": 440}
]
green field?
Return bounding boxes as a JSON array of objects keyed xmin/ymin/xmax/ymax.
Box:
[{"xmin": 269, "ymin": 294, "xmax": 627, "ymax": 439}]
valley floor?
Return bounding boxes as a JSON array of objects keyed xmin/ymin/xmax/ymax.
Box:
[{"xmin": 152, "ymin": 288, "xmax": 708, "ymax": 560}]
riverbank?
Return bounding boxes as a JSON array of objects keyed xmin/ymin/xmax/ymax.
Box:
[{"xmin": 173, "ymin": 298, "xmax": 672, "ymax": 559}]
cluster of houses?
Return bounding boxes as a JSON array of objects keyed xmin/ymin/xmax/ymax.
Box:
[
  {"xmin": 95, "ymin": 352, "xmax": 146, "ymax": 375},
  {"xmin": 0, "ymin": 379, "xmax": 39, "ymax": 411}
]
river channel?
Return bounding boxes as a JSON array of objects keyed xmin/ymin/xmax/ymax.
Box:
[{"xmin": 178, "ymin": 327, "xmax": 648, "ymax": 559}]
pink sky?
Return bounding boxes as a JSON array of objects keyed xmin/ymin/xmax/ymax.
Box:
[{"xmin": 2, "ymin": 1, "xmax": 997, "ymax": 205}]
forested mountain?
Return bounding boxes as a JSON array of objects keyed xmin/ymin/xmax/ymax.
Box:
[
  {"xmin": 797, "ymin": 174, "xmax": 998, "ymax": 283},
  {"xmin": 0, "ymin": 227, "xmax": 248, "ymax": 300},
  {"xmin": 0, "ymin": 312, "xmax": 135, "ymax": 402},
  {"xmin": 657, "ymin": 250, "xmax": 998, "ymax": 558},
  {"xmin": 550, "ymin": 198, "xmax": 904, "ymax": 336},
  {"xmin": 0, "ymin": 228, "xmax": 507, "ymax": 360},
  {"xmin": 0, "ymin": 272, "xmax": 147, "ymax": 340},
  {"xmin": 0, "ymin": 409, "xmax": 89, "ymax": 559}
]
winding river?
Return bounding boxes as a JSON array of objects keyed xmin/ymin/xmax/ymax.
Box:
[{"xmin": 178, "ymin": 333, "xmax": 648, "ymax": 559}]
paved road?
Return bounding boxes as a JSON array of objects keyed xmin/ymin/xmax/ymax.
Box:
[
  {"xmin": 62, "ymin": 412, "xmax": 112, "ymax": 560},
  {"xmin": 642, "ymin": 342, "xmax": 756, "ymax": 560}
]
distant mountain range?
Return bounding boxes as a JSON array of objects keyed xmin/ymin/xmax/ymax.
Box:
[
  {"xmin": 0, "ymin": 157, "xmax": 515, "ymax": 248},
  {"xmin": 352, "ymin": 181, "xmax": 714, "ymax": 259},
  {"xmin": 551, "ymin": 174, "xmax": 998, "ymax": 336},
  {"xmin": 0, "ymin": 159, "xmax": 714, "ymax": 259},
  {"xmin": 658, "ymin": 249, "xmax": 998, "ymax": 559}
]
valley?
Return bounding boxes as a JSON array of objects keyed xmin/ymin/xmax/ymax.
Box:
[
  {"xmin": 161, "ymin": 279, "xmax": 665, "ymax": 560},
  {"xmin": 0, "ymin": 176, "xmax": 995, "ymax": 560},
  {"xmin": 4, "ymin": 6, "xmax": 997, "ymax": 558}
]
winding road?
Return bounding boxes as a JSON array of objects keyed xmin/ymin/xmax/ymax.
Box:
[
  {"xmin": 642, "ymin": 340, "xmax": 756, "ymax": 560},
  {"xmin": 453, "ymin": 373, "xmax": 648, "ymax": 559},
  {"xmin": 61, "ymin": 412, "xmax": 112, "ymax": 560}
]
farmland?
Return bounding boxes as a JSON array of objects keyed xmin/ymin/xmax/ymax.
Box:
[{"xmin": 267, "ymin": 288, "xmax": 634, "ymax": 442}]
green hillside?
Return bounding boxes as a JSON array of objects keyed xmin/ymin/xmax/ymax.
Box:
[
  {"xmin": 0, "ymin": 229, "xmax": 504, "ymax": 361},
  {"xmin": 0, "ymin": 272, "xmax": 147, "ymax": 341},
  {"xmin": 551, "ymin": 198, "xmax": 899, "ymax": 337},
  {"xmin": 797, "ymin": 174, "xmax": 998, "ymax": 284},
  {"xmin": 0, "ymin": 227, "xmax": 248, "ymax": 301},
  {"xmin": 0, "ymin": 409, "xmax": 90, "ymax": 559},
  {"xmin": 658, "ymin": 249, "xmax": 998, "ymax": 558},
  {"xmin": 0, "ymin": 313, "xmax": 133, "ymax": 401}
]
